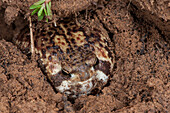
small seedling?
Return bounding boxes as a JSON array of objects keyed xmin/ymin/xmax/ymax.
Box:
[{"xmin": 30, "ymin": 0, "xmax": 52, "ymax": 21}]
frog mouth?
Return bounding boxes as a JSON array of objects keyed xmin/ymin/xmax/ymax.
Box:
[{"xmin": 56, "ymin": 67, "xmax": 108, "ymax": 97}]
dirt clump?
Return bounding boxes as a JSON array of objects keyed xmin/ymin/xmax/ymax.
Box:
[{"xmin": 0, "ymin": 40, "xmax": 63, "ymax": 112}]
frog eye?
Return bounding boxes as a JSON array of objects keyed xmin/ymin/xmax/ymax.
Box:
[
  {"xmin": 85, "ymin": 54, "xmax": 97, "ymax": 66},
  {"xmin": 62, "ymin": 69, "xmax": 70, "ymax": 75},
  {"xmin": 61, "ymin": 69, "xmax": 72, "ymax": 78}
]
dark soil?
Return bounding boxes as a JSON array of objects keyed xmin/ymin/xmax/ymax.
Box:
[{"xmin": 0, "ymin": 0, "xmax": 169, "ymax": 112}]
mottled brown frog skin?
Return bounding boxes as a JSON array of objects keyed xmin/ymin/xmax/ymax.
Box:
[{"xmin": 14, "ymin": 21, "xmax": 115, "ymax": 97}]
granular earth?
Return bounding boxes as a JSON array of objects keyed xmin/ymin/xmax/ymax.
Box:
[{"xmin": 0, "ymin": 0, "xmax": 169, "ymax": 112}]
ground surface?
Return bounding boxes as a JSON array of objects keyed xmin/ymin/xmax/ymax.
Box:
[{"xmin": 0, "ymin": 0, "xmax": 169, "ymax": 112}]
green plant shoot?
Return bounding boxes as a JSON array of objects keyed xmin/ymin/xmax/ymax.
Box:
[{"xmin": 30, "ymin": 0, "xmax": 52, "ymax": 21}]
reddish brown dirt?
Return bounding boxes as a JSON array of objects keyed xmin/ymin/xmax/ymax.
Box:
[{"xmin": 0, "ymin": 0, "xmax": 169, "ymax": 112}]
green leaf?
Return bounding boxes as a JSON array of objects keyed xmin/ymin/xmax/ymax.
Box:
[
  {"xmin": 34, "ymin": 0, "xmax": 45, "ymax": 5},
  {"xmin": 38, "ymin": 6, "xmax": 44, "ymax": 17},
  {"xmin": 46, "ymin": 3, "xmax": 50, "ymax": 15},
  {"xmin": 38, "ymin": 12, "xmax": 44, "ymax": 21},
  {"xmin": 44, "ymin": 8, "xmax": 47, "ymax": 16},
  {"xmin": 46, "ymin": 3, "xmax": 52, "ymax": 17},
  {"xmin": 49, "ymin": 1, "xmax": 51, "ymax": 8},
  {"xmin": 30, "ymin": 4, "xmax": 42, "ymax": 9},
  {"xmin": 31, "ymin": 8, "xmax": 40, "ymax": 15}
]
